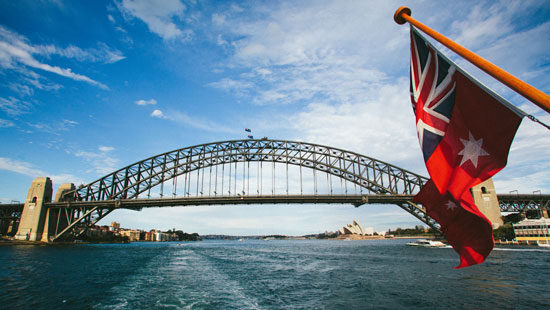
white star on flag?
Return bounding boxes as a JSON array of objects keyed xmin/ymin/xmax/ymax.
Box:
[
  {"xmin": 458, "ymin": 131, "xmax": 489, "ymax": 168},
  {"xmin": 446, "ymin": 200, "xmax": 458, "ymax": 211}
]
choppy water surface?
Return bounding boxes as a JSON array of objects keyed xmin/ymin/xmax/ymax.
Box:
[{"xmin": 2, "ymin": 239, "xmax": 549, "ymax": 309}]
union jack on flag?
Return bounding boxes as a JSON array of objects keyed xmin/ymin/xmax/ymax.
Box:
[{"xmin": 410, "ymin": 28, "xmax": 457, "ymax": 162}]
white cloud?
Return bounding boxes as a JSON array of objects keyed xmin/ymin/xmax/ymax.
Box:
[
  {"xmin": 99, "ymin": 146, "xmax": 115, "ymax": 152},
  {"xmin": 151, "ymin": 109, "xmax": 165, "ymax": 118},
  {"xmin": 22, "ymin": 57, "xmax": 109, "ymax": 89},
  {"xmin": 25, "ymin": 119, "xmax": 79, "ymax": 134},
  {"xmin": 284, "ymin": 80, "xmax": 422, "ymax": 167},
  {"xmin": 223, "ymin": 1, "xmax": 401, "ymax": 69},
  {"xmin": 61, "ymin": 119, "xmax": 78, "ymax": 127},
  {"xmin": 34, "ymin": 42, "xmax": 125, "ymax": 64},
  {"xmin": 135, "ymin": 98, "xmax": 157, "ymax": 105},
  {"xmin": 494, "ymin": 115, "xmax": 550, "ymax": 193},
  {"xmin": 19, "ymin": 70, "xmax": 63, "ymax": 94},
  {"xmin": 208, "ymin": 2, "xmax": 401, "ymax": 107},
  {"xmin": 0, "ymin": 157, "xmax": 39, "ymax": 176},
  {"xmin": 169, "ymin": 111, "xmax": 237, "ymax": 133},
  {"xmin": 0, "ymin": 96, "xmax": 32, "ymax": 115},
  {"xmin": 8, "ymin": 82, "xmax": 33, "ymax": 96},
  {"xmin": 149, "ymin": 108, "xmax": 238, "ymax": 134},
  {"xmin": 50, "ymin": 173, "xmax": 86, "ymax": 186},
  {"xmin": 0, "ymin": 118, "xmax": 15, "ymax": 128},
  {"xmin": 0, "ymin": 157, "xmax": 85, "ymax": 185},
  {"xmin": 216, "ymin": 34, "xmax": 228, "ymax": 46},
  {"xmin": 211, "ymin": 13, "xmax": 225, "ymax": 26},
  {"xmin": 74, "ymin": 147, "xmax": 120, "ymax": 176},
  {"xmin": 117, "ymin": 0, "xmax": 190, "ymax": 40},
  {"xmin": 0, "ymin": 25, "xmax": 111, "ymax": 89}
]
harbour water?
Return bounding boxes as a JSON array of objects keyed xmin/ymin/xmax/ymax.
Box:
[{"xmin": 2, "ymin": 239, "xmax": 549, "ymax": 309}]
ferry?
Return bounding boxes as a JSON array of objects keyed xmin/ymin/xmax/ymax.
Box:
[{"xmin": 406, "ymin": 239, "xmax": 447, "ymax": 247}]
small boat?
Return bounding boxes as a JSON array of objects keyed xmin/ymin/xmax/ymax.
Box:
[
  {"xmin": 406, "ymin": 239, "xmax": 446, "ymax": 247},
  {"xmin": 537, "ymin": 240, "xmax": 550, "ymax": 247}
]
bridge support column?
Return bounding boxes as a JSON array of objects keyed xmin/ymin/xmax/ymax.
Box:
[
  {"xmin": 15, "ymin": 177, "xmax": 53, "ymax": 241},
  {"xmin": 7, "ymin": 220, "xmax": 18, "ymax": 235},
  {"xmin": 471, "ymin": 178, "xmax": 503, "ymax": 229},
  {"xmin": 0, "ymin": 217, "xmax": 17, "ymax": 236},
  {"xmin": 41, "ymin": 183, "xmax": 75, "ymax": 242}
]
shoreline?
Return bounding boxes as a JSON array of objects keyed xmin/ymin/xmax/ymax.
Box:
[{"xmin": 1, "ymin": 237, "xmax": 542, "ymax": 247}]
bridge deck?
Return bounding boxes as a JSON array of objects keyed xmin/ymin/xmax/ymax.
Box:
[
  {"xmin": 34, "ymin": 193, "xmax": 550, "ymax": 210},
  {"xmin": 3, "ymin": 193, "xmax": 548, "ymax": 212},
  {"xmin": 45, "ymin": 195, "xmax": 415, "ymax": 209}
]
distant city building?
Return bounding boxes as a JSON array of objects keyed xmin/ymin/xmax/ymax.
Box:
[
  {"xmin": 86, "ymin": 225, "xmax": 111, "ymax": 238},
  {"xmin": 120, "ymin": 229, "xmax": 140, "ymax": 241},
  {"xmin": 84, "ymin": 224, "xmax": 189, "ymax": 242},
  {"xmin": 110, "ymin": 222, "xmax": 120, "ymax": 232},
  {"xmin": 141, "ymin": 229, "xmax": 175, "ymax": 242},
  {"xmin": 145, "ymin": 230, "xmax": 157, "ymax": 241}
]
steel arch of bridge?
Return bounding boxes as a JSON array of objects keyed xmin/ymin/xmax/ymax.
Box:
[{"xmin": 53, "ymin": 139, "xmax": 431, "ymax": 241}]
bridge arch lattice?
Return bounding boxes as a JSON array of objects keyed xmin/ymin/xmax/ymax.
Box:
[{"xmin": 53, "ymin": 139, "xmax": 432, "ymax": 241}]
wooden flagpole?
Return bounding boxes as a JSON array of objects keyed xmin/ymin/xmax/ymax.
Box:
[{"xmin": 394, "ymin": 7, "xmax": 550, "ymax": 114}]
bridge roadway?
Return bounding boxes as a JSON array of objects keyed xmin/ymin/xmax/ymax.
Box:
[
  {"xmin": 2, "ymin": 193, "xmax": 549, "ymax": 212},
  {"xmin": 45, "ymin": 194, "xmax": 413, "ymax": 209}
]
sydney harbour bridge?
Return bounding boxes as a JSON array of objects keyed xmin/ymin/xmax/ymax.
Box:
[{"xmin": 1, "ymin": 139, "xmax": 548, "ymax": 242}]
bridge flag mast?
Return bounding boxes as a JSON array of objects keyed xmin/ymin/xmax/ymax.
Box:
[{"xmin": 395, "ymin": 7, "xmax": 532, "ymax": 268}]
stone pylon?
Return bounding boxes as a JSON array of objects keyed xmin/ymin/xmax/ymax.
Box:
[
  {"xmin": 471, "ymin": 178, "xmax": 503, "ymax": 229},
  {"xmin": 14, "ymin": 177, "xmax": 53, "ymax": 241}
]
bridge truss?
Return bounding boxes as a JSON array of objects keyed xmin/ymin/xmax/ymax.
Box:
[
  {"xmin": 49, "ymin": 139, "xmax": 430, "ymax": 241},
  {"xmin": 39, "ymin": 139, "xmax": 549, "ymax": 242},
  {"xmin": 497, "ymin": 194, "xmax": 550, "ymax": 212}
]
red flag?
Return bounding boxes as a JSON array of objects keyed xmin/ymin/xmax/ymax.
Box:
[
  {"xmin": 426, "ymin": 72, "xmax": 523, "ymax": 198},
  {"xmin": 410, "ymin": 27, "xmax": 524, "ymax": 267},
  {"xmin": 410, "ymin": 27, "xmax": 524, "ymax": 198},
  {"xmin": 414, "ymin": 180, "xmax": 494, "ymax": 268}
]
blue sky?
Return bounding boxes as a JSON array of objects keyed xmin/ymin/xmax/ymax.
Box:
[{"xmin": 0, "ymin": 0, "xmax": 549, "ymax": 235}]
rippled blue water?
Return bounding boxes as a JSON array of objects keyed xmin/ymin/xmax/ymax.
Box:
[{"xmin": 2, "ymin": 239, "xmax": 549, "ymax": 309}]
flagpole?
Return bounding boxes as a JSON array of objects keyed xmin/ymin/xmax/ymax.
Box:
[{"xmin": 394, "ymin": 7, "xmax": 550, "ymax": 114}]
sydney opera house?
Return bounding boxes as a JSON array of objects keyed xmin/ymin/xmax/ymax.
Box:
[{"xmin": 338, "ymin": 220, "xmax": 374, "ymax": 236}]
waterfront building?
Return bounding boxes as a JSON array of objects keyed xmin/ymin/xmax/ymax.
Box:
[
  {"xmin": 513, "ymin": 218, "xmax": 550, "ymax": 245},
  {"xmin": 110, "ymin": 222, "xmax": 120, "ymax": 232},
  {"xmin": 85, "ymin": 225, "xmax": 112, "ymax": 238},
  {"xmin": 120, "ymin": 229, "xmax": 141, "ymax": 241},
  {"xmin": 140, "ymin": 230, "xmax": 175, "ymax": 242},
  {"xmin": 144, "ymin": 230, "xmax": 156, "ymax": 241}
]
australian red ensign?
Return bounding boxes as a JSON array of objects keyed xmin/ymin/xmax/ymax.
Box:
[{"xmin": 409, "ymin": 27, "xmax": 524, "ymax": 268}]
